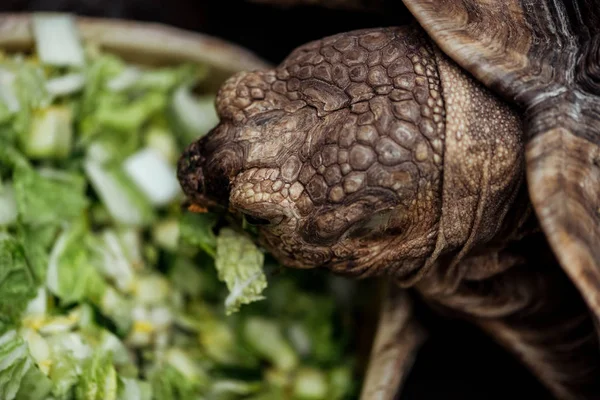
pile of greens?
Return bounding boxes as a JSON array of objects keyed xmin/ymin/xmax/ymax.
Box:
[{"xmin": 0, "ymin": 14, "xmax": 360, "ymax": 400}]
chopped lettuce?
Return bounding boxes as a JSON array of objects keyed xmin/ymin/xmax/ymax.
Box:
[
  {"xmin": 0, "ymin": 330, "xmax": 52, "ymax": 400},
  {"xmin": 149, "ymin": 364, "xmax": 198, "ymax": 400},
  {"xmin": 0, "ymin": 68, "xmax": 19, "ymax": 117},
  {"xmin": 117, "ymin": 377, "xmax": 151, "ymax": 400},
  {"xmin": 17, "ymin": 223, "xmax": 58, "ymax": 283},
  {"xmin": 10, "ymin": 61, "xmax": 52, "ymax": 141},
  {"xmin": 144, "ymin": 125, "xmax": 179, "ymax": 165},
  {"xmin": 292, "ymin": 367, "xmax": 328, "ymax": 400},
  {"xmin": 0, "ymin": 13, "xmax": 360, "ymax": 400},
  {"xmin": 208, "ymin": 379, "xmax": 263, "ymax": 399},
  {"xmin": 123, "ymin": 148, "xmax": 181, "ymax": 207},
  {"xmin": 23, "ymin": 105, "xmax": 74, "ymax": 160},
  {"xmin": 84, "ymin": 160, "xmax": 155, "ymax": 227},
  {"xmin": 46, "ymin": 221, "xmax": 106, "ymax": 305},
  {"xmin": 13, "ymin": 165, "xmax": 88, "ymax": 226},
  {"xmin": 215, "ymin": 228, "xmax": 268, "ymax": 314},
  {"xmin": 75, "ymin": 350, "xmax": 118, "ymax": 400},
  {"xmin": 78, "ymin": 53, "xmax": 125, "ymax": 140},
  {"xmin": 179, "ymin": 211, "xmax": 219, "ymax": 257},
  {"xmin": 96, "ymin": 91, "xmax": 165, "ymax": 134},
  {"xmin": 152, "ymin": 218, "xmax": 180, "ymax": 252},
  {"xmin": 46, "ymin": 333, "xmax": 86, "ymax": 397},
  {"xmin": 243, "ymin": 317, "xmax": 298, "ymax": 372},
  {"xmin": 171, "ymin": 86, "xmax": 218, "ymax": 143},
  {"xmin": 46, "ymin": 73, "xmax": 86, "ymax": 97},
  {"xmin": 0, "ymin": 238, "xmax": 38, "ymax": 327},
  {"xmin": 106, "ymin": 67, "xmax": 141, "ymax": 92},
  {"xmin": 0, "ymin": 183, "xmax": 17, "ymax": 226},
  {"xmin": 32, "ymin": 14, "xmax": 85, "ymax": 67}
]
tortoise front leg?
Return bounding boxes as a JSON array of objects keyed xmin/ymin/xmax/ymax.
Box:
[
  {"xmin": 360, "ymin": 282, "xmax": 427, "ymax": 400},
  {"xmin": 416, "ymin": 238, "xmax": 600, "ymax": 400}
]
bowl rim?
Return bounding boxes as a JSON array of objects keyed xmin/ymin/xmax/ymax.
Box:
[{"xmin": 0, "ymin": 12, "xmax": 271, "ymax": 74}]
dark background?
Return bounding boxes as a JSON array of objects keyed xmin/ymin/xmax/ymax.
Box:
[{"xmin": 0, "ymin": 1, "xmax": 554, "ymax": 399}]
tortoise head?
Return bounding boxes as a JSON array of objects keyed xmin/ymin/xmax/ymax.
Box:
[{"xmin": 178, "ymin": 26, "xmax": 524, "ymax": 282}]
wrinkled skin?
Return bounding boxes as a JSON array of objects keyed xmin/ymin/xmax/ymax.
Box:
[
  {"xmin": 178, "ymin": 25, "xmax": 525, "ymax": 283},
  {"xmin": 177, "ymin": 23, "xmax": 600, "ymax": 399}
]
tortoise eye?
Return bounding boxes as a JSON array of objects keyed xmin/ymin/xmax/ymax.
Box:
[{"xmin": 243, "ymin": 213, "xmax": 271, "ymax": 226}]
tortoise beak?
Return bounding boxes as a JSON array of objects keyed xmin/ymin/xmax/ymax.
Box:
[{"xmin": 177, "ymin": 125, "xmax": 243, "ymax": 213}]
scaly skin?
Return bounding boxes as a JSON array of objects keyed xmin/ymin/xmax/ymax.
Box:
[
  {"xmin": 178, "ymin": 25, "xmax": 523, "ymax": 281},
  {"xmin": 177, "ymin": 25, "xmax": 600, "ymax": 399}
]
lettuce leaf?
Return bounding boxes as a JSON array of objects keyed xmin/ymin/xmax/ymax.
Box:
[
  {"xmin": 46, "ymin": 221, "xmax": 106, "ymax": 306},
  {"xmin": 12, "ymin": 62, "xmax": 51, "ymax": 141},
  {"xmin": 46, "ymin": 332, "xmax": 91, "ymax": 397},
  {"xmin": 178, "ymin": 211, "xmax": 218, "ymax": 257},
  {"xmin": 117, "ymin": 377, "xmax": 151, "ymax": 400},
  {"xmin": 84, "ymin": 160, "xmax": 155, "ymax": 227},
  {"xmin": 75, "ymin": 350, "xmax": 118, "ymax": 400},
  {"xmin": 13, "ymin": 165, "xmax": 88, "ymax": 226},
  {"xmin": 16, "ymin": 223, "xmax": 59, "ymax": 284},
  {"xmin": 242, "ymin": 316, "xmax": 298, "ymax": 372},
  {"xmin": 0, "ymin": 238, "xmax": 38, "ymax": 328},
  {"xmin": 215, "ymin": 228, "xmax": 267, "ymax": 314},
  {"xmin": 149, "ymin": 364, "xmax": 198, "ymax": 400},
  {"xmin": 0, "ymin": 330, "xmax": 52, "ymax": 400}
]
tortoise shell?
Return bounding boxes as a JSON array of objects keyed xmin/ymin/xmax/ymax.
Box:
[{"xmin": 177, "ymin": 1, "xmax": 600, "ymax": 398}]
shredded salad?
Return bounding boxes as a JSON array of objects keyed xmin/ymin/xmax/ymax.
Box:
[{"xmin": 0, "ymin": 13, "xmax": 360, "ymax": 400}]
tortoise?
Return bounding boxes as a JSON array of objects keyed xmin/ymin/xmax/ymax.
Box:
[{"xmin": 176, "ymin": 0, "xmax": 600, "ymax": 398}]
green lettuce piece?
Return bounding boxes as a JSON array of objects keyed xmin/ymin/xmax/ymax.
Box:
[
  {"xmin": 22, "ymin": 105, "xmax": 74, "ymax": 160},
  {"xmin": 84, "ymin": 160, "xmax": 155, "ymax": 227},
  {"xmin": 0, "ymin": 101, "xmax": 13, "ymax": 125},
  {"xmin": 178, "ymin": 211, "xmax": 218, "ymax": 257},
  {"xmin": 14, "ymin": 359, "xmax": 54, "ymax": 400},
  {"xmin": 0, "ymin": 141, "xmax": 29, "ymax": 171},
  {"xmin": 13, "ymin": 165, "xmax": 88, "ymax": 226},
  {"xmin": 117, "ymin": 377, "xmax": 152, "ymax": 400},
  {"xmin": 0, "ymin": 183, "xmax": 17, "ymax": 226},
  {"xmin": 208, "ymin": 379, "xmax": 263, "ymax": 399},
  {"xmin": 97, "ymin": 287, "xmax": 133, "ymax": 335},
  {"xmin": 0, "ymin": 67, "xmax": 19, "ymax": 121},
  {"xmin": 46, "ymin": 221, "xmax": 106, "ymax": 305},
  {"xmin": 170, "ymin": 86, "xmax": 218, "ymax": 145},
  {"xmin": 46, "ymin": 333, "xmax": 90, "ymax": 398},
  {"xmin": 32, "ymin": 14, "xmax": 86, "ymax": 68},
  {"xmin": 133, "ymin": 64, "xmax": 201, "ymax": 93},
  {"xmin": 17, "ymin": 223, "xmax": 58, "ymax": 283},
  {"xmin": 245, "ymin": 388, "xmax": 286, "ymax": 400},
  {"xmin": 0, "ymin": 238, "xmax": 37, "ymax": 327},
  {"xmin": 164, "ymin": 347, "xmax": 209, "ymax": 388},
  {"xmin": 242, "ymin": 317, "xmax": 298, "ymax": 372},
  {"xmin": 76, "ymin": 350, "xmax": 118, "ymax": 400},
  {"xmin": 168, "ymin": 256, "xmax": 218, "ymax": 299},
  {"xmin": 173, "ymin": 301, "xmax": 257, "ymax": 368},
  {"xmin": 0, "ymin": 330, "xmax": 52, "ymax": 400},
  {"xmin": 96, "ymin": 91, "xmax": 165, "ymax": 134},
  {"xmin": 266, "ymin": 280, "xmax": 345, "ymax": 364},
  {"xmin": 11, "ymin": 61, "xmax": 51, "ymax": 140},
  {"xmin": 78, "ymin": 54, "xmax": 125, "ymax": 140},
  {"xmin": 197, "ymin": 317, "xmax": 257, "ymax": 368},
  {"xmin": 214, "ymin": 228, "xmax": 267, "ymax": 314},
  {"xmin": 327, "ymin": 365, "xmax": 355, "ymax": 400},
  {"xmin": 144, "ymin": 125, "xmax": 179, "ymax": 165},
  {"xmin": 292, "ymin": 367, "xmax": 328, "ymax": 400},
  {"xmin": 85, "ymin": 131, "xmax": 140, "ymax": 166},
  {"xmin": 149, "ymin": 364, "xmax": 198, "ymax": 400},
  {"xmin": 78, "ymin": 324, "xmax": 136, "ymax": 376}
]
